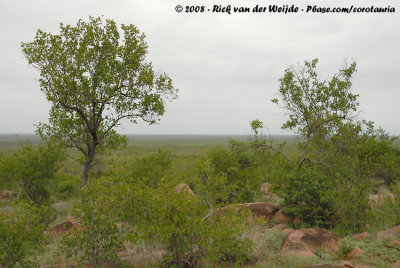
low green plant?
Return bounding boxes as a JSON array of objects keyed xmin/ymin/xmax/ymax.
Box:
[
  {"xmin": 0, "ymin": 202, "xmax": 46, "ymax": 267},
  {"xmin": 0, "ymin": 141, "xmax": 64, "ymax": 205},
  {"xmin": 337, "ymin": 236, "xmax": 354, "ymax": 257},
  {"xmin": 61, "ymin": 186, "xmax": 124, "ymax": 267}
]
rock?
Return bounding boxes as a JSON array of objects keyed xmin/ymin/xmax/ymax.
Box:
[
  {"xmin": 175, "ymin": 183, "xmax": 195, "ymax": 196},
  {"xmin": 239, "ymin": 202, "xmax": 280, "ymax": 218},
  {"xmin": 341, "ymin": 261, "xmax": 355, "ymax": 268},
  {"xmin": 340, "ymin": 262, "xmax": 369, "ymax": 268},
  {"xmin": 369, "ymin": 193, "xmax": 394, "ymax": 208},
  {"xmin": 260, "ymin": 182, "xmax": 272, "ymax": 194},
  {"xmin": 393, "ymin": 260, "xmax": 400, "ymax": 268},
  {"xmin": 282, "ymin": 228, "xmax": 295, "ymax": 235},
  {"xmin": 274, "ymin": 209, "xmax": 293, "ymax": 223},
  {"xmin": 49, "ymin": 220, "xmax": 82, "ymax": 236},
  {"xmin": 388, "ymin": 240, "xmax": 400, "ymax": 248},
  {"xmin": 272, "ymin": 223, "xmax": 288, "ymax": 230},
  {"xmin": 377, "ymin": 230, "xmax": 397, "ymax": 242},
  {"xmin": 281, "ymin": 228, "xmax": 340, "ymax": 257},
  {"xmin": 304, "ymin": 264, "xmax": 343, "ymax": 268},
  {"xmin": 0, "ymin": 190, "xmax": 15, "ymax": 201},
  {"xmin": 348, "ymin": 247, "xmax": 364, "ymax": 258},
  {"xmin": 293, "ymin": 216, "xmax": 302, "ymax": 226},
  {"xmin": 353, "ymin": 232, "xmax": 371, "ymax": 241},
  {"xmin": 390, "ymin": 225, "xmax": 400, "ymax": 234}
]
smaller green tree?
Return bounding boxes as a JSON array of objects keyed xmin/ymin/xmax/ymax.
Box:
[{"xmin": 252, "ymin": 58, "xmax": 398, "ymax": 230}]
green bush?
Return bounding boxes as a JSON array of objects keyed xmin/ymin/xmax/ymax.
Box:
[
  {"xmin": 0, "ymin": 202, "xmax": 46, "ymax": 267},
  {"xmin": 282, "ymin": 167, "xmax": 335, "ymax": 228},
  {"xmin": 55, "ymin": 175, "xmax": 78, "ymax": 200},
  {"xmin": 0, "ymin": 141, "xmax": 64, "ymax": 205},
  {"xmin": 84, "ymin": 177, "xmax": 251, "ymax": 267},
  {"xmin": 61, "ymin": 186, "xmax": 124, "ymax": 267}
]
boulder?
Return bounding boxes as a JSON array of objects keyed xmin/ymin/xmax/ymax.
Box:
[
  {"xmin": 274, "ymin": 209, "xmax": 293, "ymax": 223},
  {"xmin": 341, "ymin": 262, "xmax": 355, "ymax": 268},
  {"xmin": 49, "ymin": 220, "xmax": 82, "ymax": 236},
  {"xmin": 281, "ymin": 228, "xmax": 340, "ymax": 257},
  {"xmin": 239, "ymin": 202, "xmax": 280, "ymax": 218},
  {"xmin": 0, "ymin": 190, "xmax": 15, "ymax": 201},
  {"xmin": 352, "ymin": 232, "xmax": 371, "ymax": 241},
  {"xmin": 293, "ymin": 216, "xmax": 302, "ymax": 226},
  {"xmin": 348, "ymin": 247, "xmax": 364, "ymax": 258},
  {"xmin": 175, "ymin": 183, "xmax": 195, "ymax": 196},
  {"xmin": 272, "ymin": 223, "xmax": 288, "ymax": 230},
  {"xmin": 393, "ymin": 260, "xmax": 400, "ymax": 268},
  {"xmin": 260, "ymin": 182, "xmax": 272, "ymax": 194}
]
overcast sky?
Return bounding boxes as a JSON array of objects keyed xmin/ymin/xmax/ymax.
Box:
[{"xmin": 0, "ymin": 0, "xmax": 399, "ymax": 135}]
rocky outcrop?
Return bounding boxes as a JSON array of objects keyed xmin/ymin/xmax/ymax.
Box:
[{"xmin": 281, "ymin": 228, "xmax": 340, "ymax": 257}]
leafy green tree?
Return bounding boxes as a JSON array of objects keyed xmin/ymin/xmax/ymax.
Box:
[
  {"xmin": 252, "ymin": 59, "xmax": 398, "ymax": 230},
  {"xmin": 21, "ymin": 17, "xmax": 178, "ymax": 188}
]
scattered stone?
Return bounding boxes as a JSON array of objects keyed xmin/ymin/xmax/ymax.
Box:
[
  {"xmin": 48, "ymin": 220, "xmax": 82, "ymax": 236},
  {"xmin": 341, "ymin": 261, "xmax": 355, "ymax": 268},
  {"xmin": 388, "ymin": 240, "xmax": 400, "ymax": 248},
  {"xmin": 175, "ymin": 183, "xmax": 195, "ymax": 196},
  {"xmin": 260, "ymin": 182, "xmax": 272, "ymax": 194},
  {"xmin": 353, "ymin": 232, "xmax": 371, "ymax": 241},
  {"xmin": 369, "ymin": 193, "xmax": 394, "ymax": 208},
  {"xmin": 293, "ymin": 216, "xmax": 301, "ymax": 226},
  {"xmin": 377, "ymin": 230, "xmax": 397, "ymax": 242},
  {"xmin": 390, "ymin": 225, "xmax": 400, "ymax": 234},
  {"xmin": 304, "ymin": 264, "xmax": 343, "ymax": 268},
  {"xmin": 240, "ymin": 202, "xmax": 280, "ymax": 218},
  {"xmin": 281, "ymin": 228, "xmax": 340, "ymax": 257},
  {"xmin": 272, "ymin": 223, "xmax": 287, "ymax": 230},
  {"xmin": 274, "ymin": 208, "xmax": 292, "ymax": 223},
  {"xmin": 0, "ymin": 190, "xmax": 15, "ymax": 201},
  {"xmin": 348, "ymin": 247, "xmax": 365, "ymax": 258}
]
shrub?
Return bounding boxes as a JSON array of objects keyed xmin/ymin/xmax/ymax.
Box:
[
  {"xmin": 0, "ymin": 141, "xmax": 64, "ymax": 205},
  {"xmin": 282, "ymin": 167, "xmax": 335, "ymax": 228},
  {"xmin": 61, "ymin": 187, "xmax": 124, "ymax": 267},
  {"xmin": 0, "ymin": 202, "xmax": 46, "ymax": 267}
]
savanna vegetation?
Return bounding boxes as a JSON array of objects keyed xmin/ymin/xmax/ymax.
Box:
[{"xmin": 1, "ymin": 16, "xmax": 400, "ymax": 268}]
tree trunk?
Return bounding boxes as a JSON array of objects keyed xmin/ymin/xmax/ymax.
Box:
[{"xmin": 82, "ymin": 144, "xmax": 96, "ymax": 203}]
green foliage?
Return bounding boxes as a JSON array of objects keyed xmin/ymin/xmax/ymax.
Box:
[
  {"xmin": 282, "ymin": 167, "xmax": 335, "ymax": 228},
  {"xmin": 56, "ymin": 178, "xmax": 77, "ymax": 200},
  {"xmin": 0, "ymin": 202, "xmax": 46, "ymax": 267},
  {"xmin": 0, "ymin": 141, "xmax": 64, "ymax": 205},
  {"xmin": 83, "ymin": 177, "xmax": 251, "ymax": 267},
  {"xmin": 337, "ymin": 237, "xmax": 355, "ymax": 257},
  {"xmin": 22, "ymin": 16, "xmax": 178, "ymax": 187},
  {"xmin": 61, "ymin": 187, "xmax": 124, "ymax": 266},
  {"xmin": 252, "ymin": 58, "xmax": 398, "ymax": 230},
  {"xmin": 106, "ymin": 149, "xmax": 172, "ymax": 187},
  {"xmin": 190, "ymin": 142, "xmax": 272, "ymax": 205}
]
